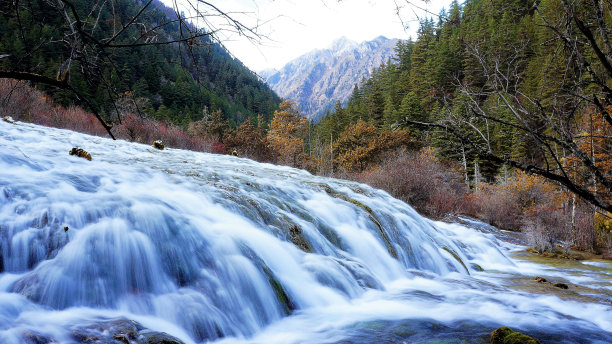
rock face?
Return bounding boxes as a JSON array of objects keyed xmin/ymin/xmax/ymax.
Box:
[{"xmin": 262, "ymin": 36, "xmax": 399, "ymax": 121}]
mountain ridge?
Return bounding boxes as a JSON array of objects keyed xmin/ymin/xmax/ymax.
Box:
[{"xmin": 262, "ymin": 36, "xmax": 399, "ymax": 121}]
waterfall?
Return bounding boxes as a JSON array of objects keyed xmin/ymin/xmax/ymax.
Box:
[{"xmin": 0, "ymin": 120, "xmax": 610, "ymax": 344}]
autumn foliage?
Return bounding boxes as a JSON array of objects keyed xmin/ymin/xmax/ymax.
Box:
[
  {"xmin": 0, "ymin": 80, "xmax": 216, "ymax": 152},
  {"xmin": 358, "ymin": 148, "xmax": 466, "ymax": 218},
  {"xmin": 225, "ymin": 119, "xmax": 275, "ymax": 162},
  {"xmin": 267, "ymin": 100, "xmax": 308, "ymax": 167}
]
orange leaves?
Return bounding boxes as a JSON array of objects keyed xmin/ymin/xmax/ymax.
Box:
[
  {"xmin": 564, "ymin": 105, "xmax": 612, "ymax": 203},
  {"xmin": 267, "ymin": 100, "xmax": 308, "ymax": 166},
  {"xmin": 225, "ymin": 120, "xmax": 275, "ymax": 162},
  {"xmin": 502, "ymin": 170, "xmax": 560, "ymax": 209},
  {"xmin": 335, "ymin": 119, "xmax": 411, "ymax": 172}
]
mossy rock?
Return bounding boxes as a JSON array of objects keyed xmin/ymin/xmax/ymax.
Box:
[
  {"xmin": 289, "ymin": 224, "xmax": 313, "ymax": 252},
  {"xmin": 442, "ymin": 246, "xmax": 469, "ymax": 274},
  {"xmin": 2, "ymin": 116, "xmax": 15, "ymax": 124},
  {"xmin": 368, "ymin": 215, "xmax": 398, "ymax": 259},
  {"xmin": 534, "ymin": 276, "xmax": 547, "ymax": 283},
  {"xmin": 470, "ymin": 263, "xmax": 484, "ymax": 272},
  {"xmin": 491, "ymin": 326, "xmax": 541, "ymax": 344},
  {"xmin": 262, "ymin": 265, "xmax": 296, "ymax": 315},
  {"xmin": 152, "ymin": 140, "xmax": 165, "ymax": 150},
  {"xmin": 69, "ymin": 147, "xmax": 92, "ymax": 161},
  {"xmin": 141, "ymin": 331, "xmax": 185, "ymax": 344}
]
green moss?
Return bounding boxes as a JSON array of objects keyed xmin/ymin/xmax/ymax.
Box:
[
  {"xmin": 442, "ymin": 246, "xmax": 470, "ymax": 274},
  {"xmin": 504, "ymin": 332, "xmax": 540, "ymax": 344},
  {"xmin": 491, "ymin": 327, "xmax": 541, "ymax": 344},
  {"xmin": 316, "ymin": 183, "xmax": 398, "ymax": 259},
  {"xmin": 470, "ymin": 263, "xmax": 484, "ymax": 272},
  {"xmin": 261, "ymin": 266, "xmax": 295, "ymax": 315},
  {"xmin": 368, "ymin": 215, "xmax": 398, "ymax": 259}
]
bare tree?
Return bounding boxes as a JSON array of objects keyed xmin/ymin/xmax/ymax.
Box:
[
  {"xmin": 407, "ymin": 0, "xmax": 612, "ymax": 213},
  {"xmin": 0, "ymin": 0, "xmax": 262, "ymax": 139}
]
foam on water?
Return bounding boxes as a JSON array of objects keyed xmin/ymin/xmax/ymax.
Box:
[{"xmin": 0, "ymin": 120, "xmax": 610, "ymax": 343}]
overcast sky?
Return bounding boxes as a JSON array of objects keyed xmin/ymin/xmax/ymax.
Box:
[{"xmin": 194, "ymin": 0, "xmax": 453, "ymax": 71}]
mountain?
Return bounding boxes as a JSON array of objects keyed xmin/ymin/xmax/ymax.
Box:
[
  {"xmin": 263, "ymin": 36, "xmax": 399, "ymax": 121},
  {"xmin": 0, "ymin": 0, "xmax": 281, "ymax": 126}
]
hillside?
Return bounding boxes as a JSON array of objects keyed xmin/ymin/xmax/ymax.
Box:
[
  {"xmin": 0, "ymin": 0, "xmax": 281, "ymax": 127},
  {"xmin": 263, "ymin": 36, "xmax": 398, "ymax": 121}
]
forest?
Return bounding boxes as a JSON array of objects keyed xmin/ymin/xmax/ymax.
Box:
[
  {"xmin": 0, "ymin": 0, "xmax": 280, "ymax": 128},
  {"xmin": 255, "ymin": 0, "xmax": 612, "ymax": 254}
]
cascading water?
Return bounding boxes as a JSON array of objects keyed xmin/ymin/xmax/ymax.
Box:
[{"xmin": 0, "ymin": 120, "xmax": 610, "ymax": 344}]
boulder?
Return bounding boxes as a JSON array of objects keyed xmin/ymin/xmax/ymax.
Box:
[
  {"xmin": 553, "ymin": 283, "xmax": 569, "ymax": 289},
  {"xmin": 2, "ymin": 116, "xmax": 15, "ymax": 124},
  {"xmin": 152, "ymin": 140, "xmax": 165, "ymax": 150},
  {"xmin": 70, "ymin": 318, "xmax": 185, "ymax": 344},
  {"xmin": 491, "ymin": 327, "xmax": 541, "ymax": 344},
  {"xmin": 534, "ymin": 276, "xmax": 547, "ymax": 283},
  {"xmin": 140, "ymin": 331, "xmax": 184, "ymax": 344},
  {"xmin": 22, "ymin": 331, "xmax": 54, "ymax": 344},
  {"xmin": 69, "ymin": 147, "xmax": 92, "ymax": 161}
]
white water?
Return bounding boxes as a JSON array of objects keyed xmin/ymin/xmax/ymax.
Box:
[{"xmin": 0, "ymin": 120, "xmax": 610, "ymax": 343}]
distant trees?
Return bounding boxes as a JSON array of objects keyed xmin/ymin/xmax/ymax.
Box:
[
  {"xmin": 425, "ymin": 0, "xmax": 612, "ymax": 213},
  {"xmin": 335, "ymin": 120, "xmax": 411, "ymax": 172},
  {"xmin": 0, "ymin": 0, "xmax": 279, "ymax": 138},
  {"xmin": 225, "ymin": 117, "xmax": 276, "ymax": 162},
  {"xmin": 315, "ymin": 0, "xmax": 612, "ymax": 215}
]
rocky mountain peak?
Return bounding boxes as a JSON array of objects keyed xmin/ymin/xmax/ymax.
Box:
[{"xmin": 262, "ymin": 36, "xmax": 399, "ymax": 121}]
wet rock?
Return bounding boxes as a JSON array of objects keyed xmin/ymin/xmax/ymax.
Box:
[
  {"xmin": 261, "ymin": 265, "xmax": 296, "ymax": 315},
  {"xmin": 534, "ymin": 276, "xmax": 547, "ymax": 283},
  {"xmin": 470, "ymin": 263, "xmax": 484, "ymax": 272},
  {"xmin": 70, "ymin": 318, "xmax": 186, "ymax": 344},
  {"xmin": 152, "ymin": 140, "xmax": 165, "ymax": 150},
  {"xmin": 491, "ymin": 327, "xmax": 541, "ymax": 344},
  {"xmin": 140, "ymin": 331, "xmax": 185, "ymax": 344},
  {"xmin": 442, "ymin": 246, "xmax": 469, "ymax": 274},
  {"xmin": 69, "ymin": 147, "xmax": 92, "ymax": 161},
  {"xmin": 231, "ymin": 150, "xmax": 238, "ymax": 157},
  {"xmin": 289, "ymin": 224, "xmax": 313, "ymax": 252},
  {"xmin": 553, "ymin": 283, "xmax": 569, "ymax": 289},
  {"xmin": 22, "ymin": 331, "xmax": 55, "ymax": 344},
  {"xmin": 2, "ymin": 116, "xmax": 15, "ymax": 124}
]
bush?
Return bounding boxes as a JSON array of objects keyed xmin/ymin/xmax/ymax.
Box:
[
  {"xmin": 358, "ymin": 148, "xmax": 466, "ymax": 218},
  {"xmin": 0, "ymin": 79, "xmax": 218, "ymax": 153},
  {"xmin": 0, "ymin": 79, "xmax": 107, "ymax": 136},
  {"xmin": 523, "ymin": 205, "xmax": 568, "ymax": 253},
  {"xmin": 112, "ymin": 113, "xmax": 217, "ymax": 152},
  {"xmin": 470, "ymin": 184, "xmax": 521, "ymax": 230}
]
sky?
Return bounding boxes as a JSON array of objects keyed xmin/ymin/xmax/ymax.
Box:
[{"xmin": 198, "ymin": 0, "xmax": 453, "ymax": 71}]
